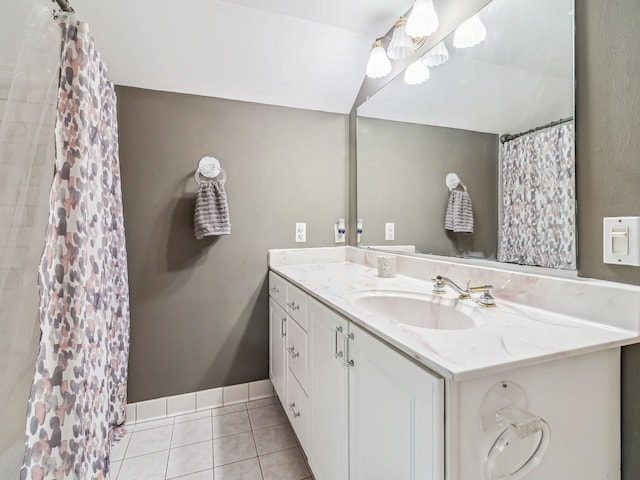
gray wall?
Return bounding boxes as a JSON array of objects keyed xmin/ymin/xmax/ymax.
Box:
[
  {"xmin": 575, "ymin": 1, "xmax": 640, "ymax": 478},
  {"xmin": 357, "ymin": 117, "xmax": 498, "ymax": 257},
  {"xmin": 116, "ymin": 87, "xmax": 348, "ymax": 402}
]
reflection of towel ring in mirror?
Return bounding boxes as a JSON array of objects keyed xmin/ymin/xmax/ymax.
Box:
[
  {"xmin": 485, "ymin": 418, "xmax": 551, "ymax": 480},
  {"xmin": 446, "ymin": 172, "xmax": 466, "ymax": 191},
  {"xmin": 195, "ymin": 156, "xmax": 227, "ymax": 185}
]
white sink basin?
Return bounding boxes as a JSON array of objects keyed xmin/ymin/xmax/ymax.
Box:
[{"xmin": 348, "ymin": 290, "xmax": 477, "ymax": 330}]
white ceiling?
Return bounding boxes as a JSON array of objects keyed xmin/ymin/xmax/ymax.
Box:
[
  {"xmin": 1, "ymin": 0, "xmax": 574, "ymax": 121},
  {"xmin": 358, "ymin": 0, "xmax": 575, "ymax": 133},
  {"xmin": 1, "ymin": 0, "xmax": 414, "ymax": 114}
]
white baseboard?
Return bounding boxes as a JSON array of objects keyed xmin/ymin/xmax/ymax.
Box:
[{"xmin": 128, "ymin": 379, "xmax": 274, "ymax": 424}]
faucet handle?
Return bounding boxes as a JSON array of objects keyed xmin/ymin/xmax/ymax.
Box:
[
  {"xmin": 476, "ymin": 287, "xmax": 496, "ymax": 307},
  {"xmin": 469, "ymin": 283, "xmax": 493, "ymax": 293},
  {"xmin": 431, "ymin": 276, "xmax": 447, "ymax": 294}
]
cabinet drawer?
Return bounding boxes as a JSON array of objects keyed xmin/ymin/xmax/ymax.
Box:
[
  {"xmin": 269, "ymin": 299, "xmax": 287, "ymax": 401},
  {"xmin": 286, "ymin": 283, "xmax": 308, "ymax": 330},
  {"xmin": 286, "ymin": 369, "xmax": 309, "ymax": 452},
  {"xmin": 286, "ymin": 315, "xmax": 308, "ymax": 393},
  {"xmin": 269, "ymin": 271, "xmax": 287, "ymax": 308}
]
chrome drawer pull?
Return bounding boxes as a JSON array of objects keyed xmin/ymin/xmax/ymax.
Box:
[
  {"xmin": 287, "ymin": 346, "xmax": 300, "ymax": 358},
  {"xmin": 334, "ymin": 326, "xmax": 344, "ymax": 358},
  {"xmin": 288, "ymin": 402, "xmax": 301, "ymax": 418},
  {"xmin": 287, "ymin": 301, "xmax": 300, "ymax": 311},
  {"xmin": 270, "ymin": 286, "xmax": 280, "ymax": 294},
  {"xmin": 281, "ymin": 317, "xmax": 286, "ymax": 337},
  {"xmin": 345, "ymin": 332, "xmax": 354, "ymax": 367}
]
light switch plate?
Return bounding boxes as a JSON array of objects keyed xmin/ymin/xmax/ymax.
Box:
[{"xmin": 603, "ymin": 217, "xmax": 640, "ymax": 266}]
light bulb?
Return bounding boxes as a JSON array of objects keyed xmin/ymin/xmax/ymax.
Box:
[
  {"xmin": 453, "ymin": 14, "xmax": 487, "ymax": 49},
  {"xmin": 366, "ymin": 40, "xmax": 392, "ymax": 78},
  {"xmin": 387, "ymin": 18, "xmax": 414, "ymax": 60},
  {"xmin": 406, "ymin": 0, "xmax": 439, "ymax": 38},
  {"xmin": 422, "ymin": 41, "xmax": 449, "ymax": 67},
  {"xmin": 404, "ymin": 61, "xmax": 430, "ymax": 85}
]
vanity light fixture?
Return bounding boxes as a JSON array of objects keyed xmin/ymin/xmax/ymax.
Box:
[
  {"xmin": 406, "ymin": 0, "xmax": 439, "ymax": 38},
  {"xmin": 453, "ymin": 13, "xmax": 487, "ymax": 49},
  {"xmin": 366, "ymin": 39, "xmax": 393, "ymax": 78},
  {"xmin": 422, "ymin": 41, "xmax": 449, "ymax": 67},
  {"xmin": 365, "ymin": 16, "xmax": 429, "ymax": 79},
  {"xmin": 387, "ymin": 17, "xmax": 414, "ymax": 60},
  {"xmin": 404, "ymin": 60, "xmax": 430, "ymax": 85}
]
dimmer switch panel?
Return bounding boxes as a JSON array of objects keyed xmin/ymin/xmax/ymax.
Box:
[{"xmin": 603, "ymin": 217, "xmax": 640, "ymax": 266}]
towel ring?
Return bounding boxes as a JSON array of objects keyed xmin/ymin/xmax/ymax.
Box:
[{"xmin": 195, "ymin": 156, "xmax": 227, "ymax": 185}]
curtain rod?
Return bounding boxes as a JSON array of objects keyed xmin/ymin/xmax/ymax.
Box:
[
  {"xmin": 53, "ymin": 0, "xmax": 74, "ymax": 13},
  {"xmin": 500, "ymin": 117, "xmax": 574, "ymax": 144}
]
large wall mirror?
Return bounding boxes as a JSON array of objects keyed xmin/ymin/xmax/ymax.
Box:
[{"xmin": 356, "ymin": 0, "xmax": 575, "ymax": 270}]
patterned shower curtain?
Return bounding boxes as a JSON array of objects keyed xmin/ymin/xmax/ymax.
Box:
[
  {"xmin": 22, "ymin": 18, "xmax": 130, "ymax": 480},
  {"xmin": 498, "ymin": 123, "xmax": 575, "ymax": 269}
]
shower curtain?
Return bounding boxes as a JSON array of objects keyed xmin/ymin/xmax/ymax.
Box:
[
  {"xmin": 21, "ymin": 15, "xmax": 130, "ymax": 480},
  {"xmin": 498, "ymin": 123, "xmax": 575, "ymax": 269}
]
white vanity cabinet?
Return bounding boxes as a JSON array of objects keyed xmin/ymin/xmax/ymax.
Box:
[
  {"xmin": 308, "ymin": 297, "xmax": 349, "ymax": 480},
  {"xmin": 348, "ymin": 321, "xmax": 445, "ymax": 480},
  {"xmin": 269, "ymin": 272, "xmax": 445, "ymax": 480},
  {"xmin": 269, "ymin": 272, "xmax": 311, "ymax": 451}
]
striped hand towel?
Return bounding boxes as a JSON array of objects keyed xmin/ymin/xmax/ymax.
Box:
[
  {"xmin": 445, "ymin": 189, "xmax": 474, "ymax": 234},
  {"xmin": 194, "ymin": 181, "xmax": 230, "ymax": 239}
]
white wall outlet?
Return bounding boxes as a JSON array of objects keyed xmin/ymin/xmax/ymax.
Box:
[
  {"xmin": 335, "ymin": 218, "xmax": 346, "ymax": 243},
  {"xmin": 385, "ymin": 223, "xmax": 395, "ymax": 241},
  {"xmin": 295, "ymin": 223, "xmax": 306, "ymax": 242}
]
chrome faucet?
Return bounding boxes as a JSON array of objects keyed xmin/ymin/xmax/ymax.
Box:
[{"xmin": 431, "ymin": 275, "xmax": 496, "ymax": 307}]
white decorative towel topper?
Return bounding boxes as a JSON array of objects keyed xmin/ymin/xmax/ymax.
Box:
[
  {"xmin": 446, "ymin": 172, "xmax": 461, "ymax": 191},
  {"xmin": 195, "ymin": 156, "xmax": 227, "ymax": 184}
]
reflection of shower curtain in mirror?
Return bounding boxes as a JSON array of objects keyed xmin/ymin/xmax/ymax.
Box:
[
  {"xmin": 22, "ymin": 18, "xmax": 130, "ymax": 479},
  {"xmin": 498, "ymin": 123, "xmax": 575, "ymax": 269}
]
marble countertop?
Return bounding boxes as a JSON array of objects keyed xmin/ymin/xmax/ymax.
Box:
[{"xmin": 271, "ymin": 261, "xmax": 639, "ymax": 381}]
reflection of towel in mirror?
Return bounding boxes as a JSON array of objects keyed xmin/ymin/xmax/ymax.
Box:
[
  {"xmin": 445, "ymin": 190, "xmax": 474, "ymax": 233},
  {"xmin": 194, "ymin": 181, "xmax": 231, "ymax": 239}
]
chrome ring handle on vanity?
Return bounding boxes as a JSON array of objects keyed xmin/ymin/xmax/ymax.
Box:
[
  {"xmin": 270, "ymin": 286, "xmax": 280, "ymax": 294},
  {"xmin": 485, "ymin": 416, "xmax": 551, "ymax": 480},
  {"xmin": 287, "ymin": 346, "xmax": 300, "ymax": 358}
]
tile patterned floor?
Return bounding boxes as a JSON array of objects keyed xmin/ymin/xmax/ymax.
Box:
[{"xmin": 111, "ymin": 396, "xmax": 314, "ymax": 480}]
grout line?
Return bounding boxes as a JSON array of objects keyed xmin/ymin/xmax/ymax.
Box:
[
  {"xmin": 246, "ymin": 402, "xmax": 265, "ymax": 479},
  {"xmin": 119, "ymin": 447, "xmax": 171, "ymax": 462},
  {"xmin": 163, "ymin": 423, "xmax": 174, "ymax": 480},
  {"xmin": 165, "ymin": 440, "xmax": 214, "ymax": 479},
  {"xmin": 210, "ymin": 405, "xmax": 215, "ymax": 475},
  {"xmin": 168, "ymin": 466, "xmax": 213, "ymax": 480},
  {"xmin": 212, "ymin": 427, "xmax": 254, "ymax": 441}
]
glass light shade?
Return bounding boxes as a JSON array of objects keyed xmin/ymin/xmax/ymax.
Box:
[
  {"xmin": 404, "ymin": 61, "xmax": 430, "ymax": 85},
  {"xmin": 422, "ymin": 41, "xmax": 449, "ymax": 67},
  {"xmin": 366, "ymin": 40, "xmax": 392, "ymax": 78},
  {"xmin": 453, "ymin": 14, "xmax": 487, "ymax": 49},
  {"xmin": 387, "ymin": 20, "xmax": 414, "ymax": 60},
  {"xmin": 406, "ymin": 0, "xmax": 439, "ymax": 38}
]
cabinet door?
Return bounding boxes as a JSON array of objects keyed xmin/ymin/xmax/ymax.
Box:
[
  {"xmin": 348, "ymin": 323, "xmax": 445, "ymax": 480},
  {"xmin": 308, "ymin": 298, "xmax": 349, "ymax": 480},
  {"xmin": 269, "ymin": 298, "xmax": 287, "ymax": 400}
]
